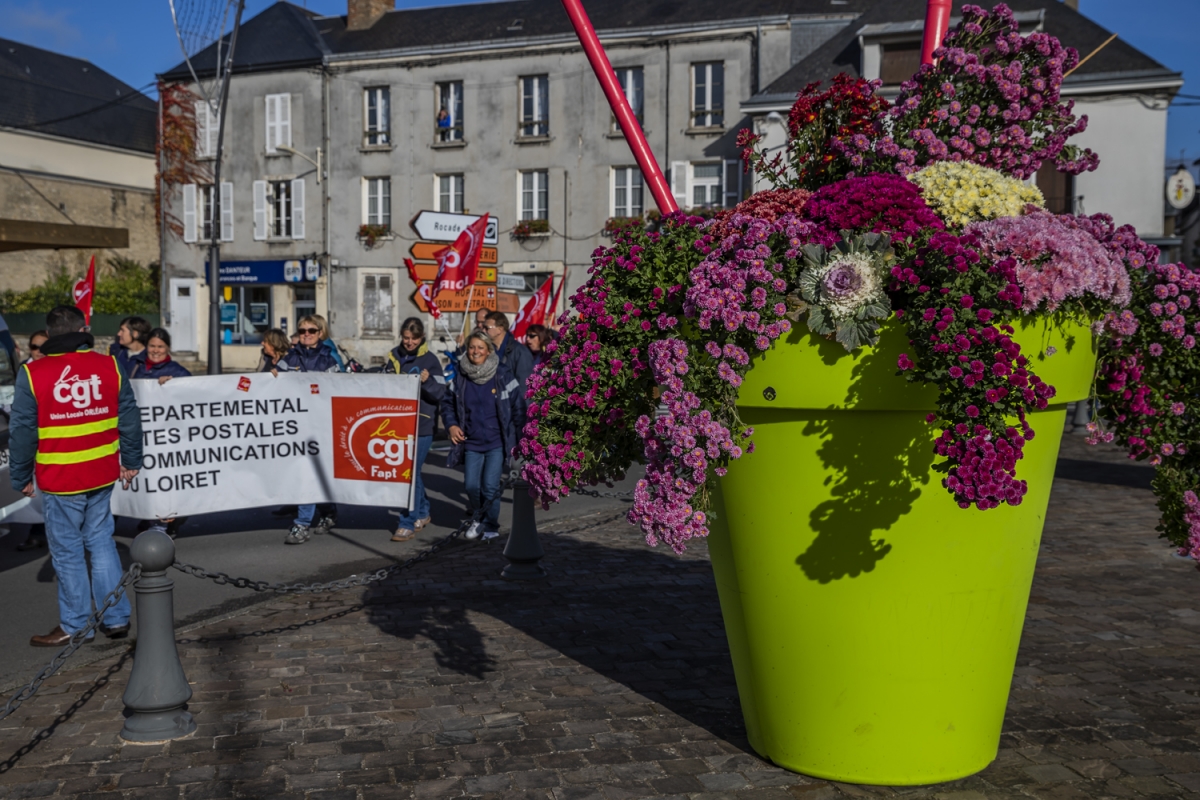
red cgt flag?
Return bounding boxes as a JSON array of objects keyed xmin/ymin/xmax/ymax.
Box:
[
  {"xmin": 73, "ymin": 255, "xmax": 96, "ymax": 324},
  {"xmin": 404, "ymin": 258, "xmax": 441, "ymax": 318},
  {"xmin": 512, "ymin": 276, "xmax": 554, "ymax": 342},
  {"xmin": 431, "ymin": 214, "xmax": 489, "ymax": 299}
]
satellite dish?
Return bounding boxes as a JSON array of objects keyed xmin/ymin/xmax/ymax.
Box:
[{"xmin": 1166, "ymin": 166, "xmax": 1195, "ymax": 210}]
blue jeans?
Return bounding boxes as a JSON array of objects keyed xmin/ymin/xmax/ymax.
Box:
[
  {"xmin": 463, "ymin": 448, "xmax": 504, "ymax": 531},
  {"xmin": 42, "ymin": 486, "xmax": 131, "ymax": 634},
  {"xmin": 295, "ymin": 503, "xmax": 336, "ymax": 527},
  {"xmin": 397, "ymin": 435, "xmax": 433, "ymax": 529}
]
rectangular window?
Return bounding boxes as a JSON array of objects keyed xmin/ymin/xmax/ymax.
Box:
[
  {"xmin": 519, "ymin": 75, "xmax": 549, "ymax": 138},
  {"xmin": 364, "ymin": 87, "xmax": 390, "ymax": 146},
  {"xmin": 268, "ymin": 180, "xmax": 292, "ymax": 237},
  {"xmin": 880, "ymin": 42, "xmax": 922, "ymax": 86},
  {"xmin": 198, "ymin": 184, "xmax": 215, "ymax": 241},
  {"xmin": 691, "ymin": 163, "xmax": 722, "ymax": 209},
  {"xmin": 611, "ymin": 166, "xmax": 643, "ymax": 218},
  {"xmin": 265, "ymin": 93, "xmax": 292, "ymax": 153},
  {"xmin": 438, "ymin": 174, "xmax": 464, "ymax": 213},
  {"xmin": 1036, "ymin": 161, "xmax": 1075, "ymax": 214},
  {"xmin": 220, "ymin": 285, "xmax": 271, "ymax": 345},
  {"xmin": 436, "ymin": 81, "xmax": 464, "ymax": 142},
  {"xmin": 613, "ymin": 67, "xmax": 644, "ymax": 131},
  {"xmin": 691, "ymin": 62, "xmax": 724, "ymax": 128},
  {"xmin": 520, "ymin": 170, "xmax": 549, "ymax": 220},
  {"xmin": 184, "ymin": 182, "xmax": 232, "ymax": 242},
  {"xmin": 364, "ymin": 177, "xmax": 391, "ymax": 227},
  {"xmin": 362, "ymin": 274, "xmax": 394, "ymax": 336}
]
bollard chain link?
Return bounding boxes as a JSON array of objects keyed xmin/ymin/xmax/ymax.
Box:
[
  {"xmin": 0, "ymin": 563, "xmax": 141, "ymax": 723},
  {"xmin": 172, "ymin": 516, "xmax": 475, "ymax": 594}
]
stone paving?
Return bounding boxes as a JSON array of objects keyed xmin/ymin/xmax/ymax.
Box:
[{"xmin": 0, "ymin": 441, "xmax": 1196, "ymax": 799}]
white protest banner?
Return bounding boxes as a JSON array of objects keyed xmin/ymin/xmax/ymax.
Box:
[{"xmin": 111, "ymin": 372, "xmax": 420, "ymax": 519}]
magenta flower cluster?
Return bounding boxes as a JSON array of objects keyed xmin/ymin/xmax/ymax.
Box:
[
  {"xmin": 882, "ymin": 4, "xmax": 1098, "ymax": 179},
  {"xmin": 803, "ymin": 174, "xmax": 944, "ymax": 242},
  {"xmin": 968, "ymin": 209, "xmax": 1131, "ymax": 313}
]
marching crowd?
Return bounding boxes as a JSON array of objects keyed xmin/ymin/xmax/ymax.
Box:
[{"xmin": 5, "ymin": 304, "xmax": 541, "ymax": 647}]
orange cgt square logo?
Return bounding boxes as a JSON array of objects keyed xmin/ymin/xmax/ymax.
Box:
[{"xmin": 331, "ymin": 396, "xmax": 420, "ymax": 483}]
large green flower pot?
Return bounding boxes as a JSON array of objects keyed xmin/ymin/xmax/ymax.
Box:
[{"xmin": 707, "ymin": 317, "xmax": 1095, "ymax": 785}]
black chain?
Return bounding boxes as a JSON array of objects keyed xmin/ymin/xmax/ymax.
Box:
[
  {"xmin": 571, "ymin": 487, "xmax": 635, "ymax": 501},
  {"xmin": 172, "ymin": 518, "xmax": 472, "ymax": 594},
  {"xmin": 0, "ymin": 563, "xmax": 141, "ymax": 723}
]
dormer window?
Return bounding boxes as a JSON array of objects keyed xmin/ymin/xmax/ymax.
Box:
[{"xmin": 880, "ymin": 42, "xmax": 921, "ymax": 85}]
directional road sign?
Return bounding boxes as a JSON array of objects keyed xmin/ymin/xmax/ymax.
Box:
[
  {"xmin": 410, "ymin": 211, "xmax": 499, "ymax": 245},
  {"xmin": 409, "ymin": 263, "xmax": 496, "ymax": 284},
  {"xmin": 410, "ymin": 242, "xmax": 498, "ymax": 264},
  {"xmin": 413, "ymin": 286, "xmax": 520, "ymax": 314}
]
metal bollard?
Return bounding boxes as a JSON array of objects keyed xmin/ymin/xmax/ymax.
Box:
[
  {"xmin": 502, "ymin": 476, "xmax": 546, "ymax": 580},
  {"xmin": 1071, "ymin": 399, "xmax": 1092, "ymax": 434},
  {"xmin": 120, "ymin": 529, "xmax": 196, "ymax": 743}
]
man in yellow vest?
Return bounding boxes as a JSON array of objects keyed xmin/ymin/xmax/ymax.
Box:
[{"xmin": 9, "ymin": 306, "xmax": 143, "ymax": 647}]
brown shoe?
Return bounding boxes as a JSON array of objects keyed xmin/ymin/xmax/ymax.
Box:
[
  {"xmin": 413, "ymin": 516, "xmax": 432, "ymax": 531},
  {"xmin": 30, "ymin": 625, "xmax": 90, "ymax": 648},
  {"xmin": 391, "ymin": 528, "xmax": 415, "ymax": 542}
]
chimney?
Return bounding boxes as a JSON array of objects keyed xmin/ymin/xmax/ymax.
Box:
[{"xmin": 347, "ymin": 0, "xmax": 393, "ymax": 30}]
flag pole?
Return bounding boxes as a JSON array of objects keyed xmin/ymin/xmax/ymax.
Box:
[{"xmin": 460, "ymin": 284, "xmax": 477, "ymax": 337}]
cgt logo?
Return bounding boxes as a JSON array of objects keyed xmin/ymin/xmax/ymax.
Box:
[
  {"xmin": 53, "ymin": 366, "xmax": 104, "ymax": 409},
  {"xmin": 332, "ymin": 396, "xmax": 420, "ymax": 483}
]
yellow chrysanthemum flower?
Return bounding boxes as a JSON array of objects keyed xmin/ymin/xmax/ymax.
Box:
[{"xmin": 909, "ymin": 161, "xmax": 1044, "ymax": 228}]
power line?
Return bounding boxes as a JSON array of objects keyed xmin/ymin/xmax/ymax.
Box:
[{"xmin": 7, "ymin": 81, "xmax": 158, "ymax": 132}]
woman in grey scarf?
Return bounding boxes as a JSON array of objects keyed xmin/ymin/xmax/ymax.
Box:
[{"xmin": 440, "ymin": 331, "xmax": 526, "ymax": 539}]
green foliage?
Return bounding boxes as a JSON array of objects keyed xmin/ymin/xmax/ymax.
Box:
[{"xmin": 0, "ymin": 257, "xmax": 159, "ymax": 315}]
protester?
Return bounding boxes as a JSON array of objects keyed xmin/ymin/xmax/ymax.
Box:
[
  {"xmin": 310, "ymin": 314, "xmax": 347, "ymax": 371},
  {"xmin": 524, "ymin": 324, "xmax": 550, "ymax": 367},
  {"xmin": 131, "ymin": 329, "xmax": 192, "ymax": 383},
  {"xmin": 109, "ymin": 316, "xmax": 150, "ymax": 377},
  {"xmin": 13, "ymin": 331, "xmax": 49, "ymax": 552},
  {"xmin": 454, "ymin": 308, "xmax": 490, "ymax": 350},
  {"xmin": 9, "ymin": 305, "xmax": 141, "ymax": 646},
  {"xmin": 440, "ymin": 331, "xmax": 526, "ymax": 540},
  {"xmin": 280, "ymin": 315, "xmax": 341, "ymax": 544},
  {"xmin": 383, "ymin": 318, "xmax": 446, "ymax": 542},
  {"xmin": 483, "ymin": 311, "xmax": 534, "ymax": 389},
  {"xmin": 130, "ymin": 329, "xmax": 190, "ymax": 537},
  {"xmin": 258, "ymin": 328, "xmax": 293, "ymax": 373}
]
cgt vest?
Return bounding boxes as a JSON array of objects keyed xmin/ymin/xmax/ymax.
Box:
[{"xmin": 25, "ymin": 350, "xmax": 122, "ymax": 494}]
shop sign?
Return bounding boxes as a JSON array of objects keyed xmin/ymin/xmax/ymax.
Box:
[{"xmin": 214, "ymin": 259, "xmax": 321, "ymax": 284}]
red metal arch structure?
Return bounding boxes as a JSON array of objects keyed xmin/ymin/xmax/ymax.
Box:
[{"xmin": 558, "ymin": 0, "xmax": 953, "ymax": 214}]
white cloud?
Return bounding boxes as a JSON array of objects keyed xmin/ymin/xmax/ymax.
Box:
[{"xmin": 3, "ymin": 2, "xmax": 83, "ymax": 50}]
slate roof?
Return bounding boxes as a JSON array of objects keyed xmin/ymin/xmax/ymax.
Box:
[
  {"xmin": 747, "ymin": 0, "xmax": 1180, "ymax": 107},
  {"xmin": 162, "ymin": 0, "xmax": 878, "ymax": 79},
  {"xmin": 0, "ymin": 37, "xmax": 158, "ymax": 153}
]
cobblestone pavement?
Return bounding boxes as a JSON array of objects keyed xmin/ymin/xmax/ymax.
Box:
[{"xmin": 0, "ymin": 445, "xmax": 1196, "ymax": 799}]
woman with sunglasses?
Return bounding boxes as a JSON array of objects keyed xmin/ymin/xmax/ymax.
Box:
[
  {"xmin": 383, "ymin": 318, "xmax": 446, "ymax": 542},
  {"xmin": 280, "ymin": 315, "xmax": 342, "ymax": 544}
]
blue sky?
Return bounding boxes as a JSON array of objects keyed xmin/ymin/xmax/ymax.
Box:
[{"xmin": 5, "ymin": 0, "xmax": 1199, "ymax": 162}]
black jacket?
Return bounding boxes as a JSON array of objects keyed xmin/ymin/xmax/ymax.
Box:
[
  {"xmin": 497, "ymin": 332, "xmax": 534, "ymax": 390},
  {"xmin": 383, "ymin": 345, "xmax": 447, "ymax": 437},
  {"xmin": 440, "ymin": 361, "xmax": 527, "ymax": 469}
]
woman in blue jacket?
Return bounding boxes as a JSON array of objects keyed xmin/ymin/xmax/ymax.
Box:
[
  {"xmin": 384, "ymin": 318, "xmax": 446, "ymax": 542},
  {"xmin": 281, "ymin": 316, "xmax": 342, "ymax": 544},
  {"xmin": 132, "ymin": 328, "xmax": 193, "ymax": 383},
  {"xmin": 131, "ymin": 328, "xmax": 191, "ymax": 537},
  {"xmin": 440, "ymin": 331, "xmax": 526, "ymax": 540}
]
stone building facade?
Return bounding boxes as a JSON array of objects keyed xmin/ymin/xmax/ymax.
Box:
[{"xmin": 159, "ymin": 0, "xmax": 1179, "ymax": 368}]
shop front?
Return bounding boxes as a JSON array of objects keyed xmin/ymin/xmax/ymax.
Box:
[{"xmin": 210, "ymin": 258, "xmax": 325, "ymax": 371}]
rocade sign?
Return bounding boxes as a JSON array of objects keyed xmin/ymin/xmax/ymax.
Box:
[{"xmin": 112, "ymin": 373, "xmax": 420, "ymax": 519}]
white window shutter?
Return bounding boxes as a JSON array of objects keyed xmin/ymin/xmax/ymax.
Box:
[
  {"xmin": 291, "ymin": 178, "xmax": 305, "ymax": 240},
  {"xmin": 220, "ymin": 181, "xmax": 234, "ymax": 241},
  {"xmin": 265, "ymin": 95, "xmax": 277, "ymax": 153},
  {"xmin": 194, "ymin": 102, "xmax": 209, "ymax": 157},
  {"xmin": 253, "ymin": 180, "xmax": 268, "ymax": 240},
  {"xmin": 279, "ymin": 94, "xmax": 292, "ymax": 149},
  {"xmin": 723, "ymin": 159, "xmax": 742, "ymax": 208},
  {"xmin": 182, "ymin": 183, "xmax": 197, "ymax": 243},
  {"xmin": 670, "ymin": 162, "xmax": 690, "ymax": 210}
]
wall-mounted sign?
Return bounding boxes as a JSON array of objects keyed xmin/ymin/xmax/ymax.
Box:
[
  {"xmin": 410, "ymin": 211, "xmax": 499, "ymax": 244},
  {"xmin": 408, "ymin": 263, "xmax": 496, "ymax": 284},
  {"xmin": 496, "ymin": 274, "xmax": 527, "ymax": 291},
  {"xmin": 212, "ymin": 259, "xmax": 322, "ymax": 285},
  {"xmin": 1167, "ymin": 167, "xmax": 1196, "ymax": 210},
  {"xmin": 412, "ymin": 286, "xmax": 520, "ymax": 314},
  {"xmin": 409, "ymin": 242, "xmax": 498, "ymax": 264}
]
